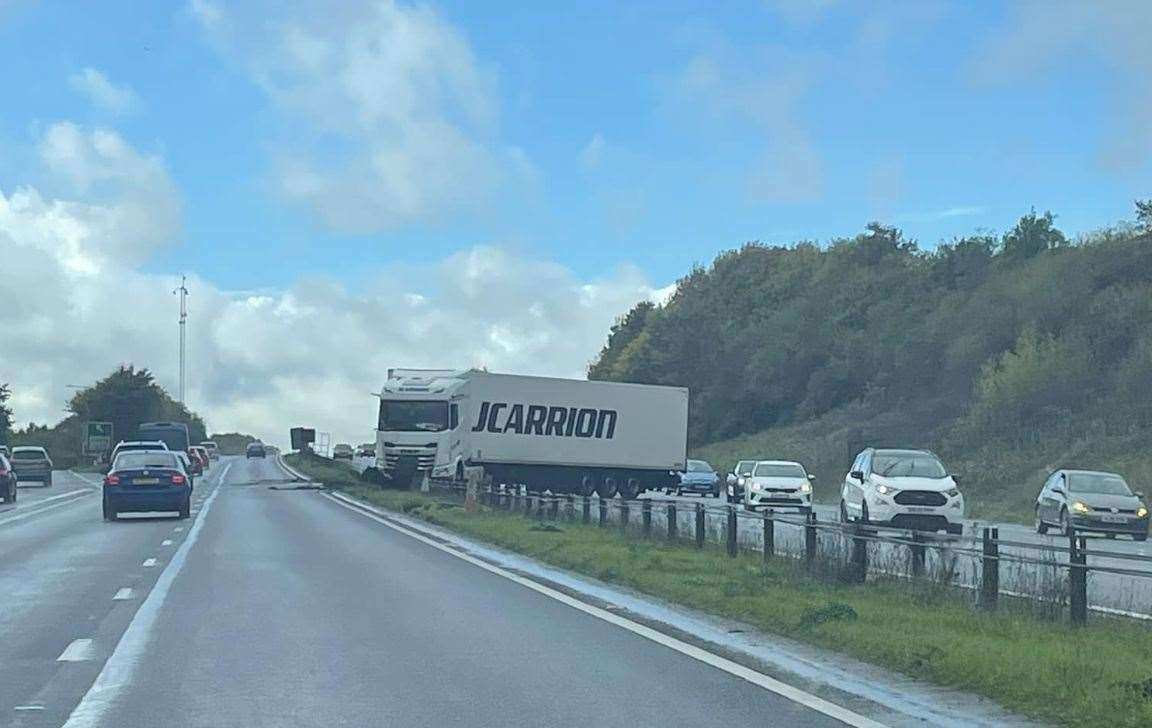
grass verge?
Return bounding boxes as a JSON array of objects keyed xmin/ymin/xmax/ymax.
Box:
[{"xmin": 287, "ymin": 452, "xmax": 1152, "ymax": 728}]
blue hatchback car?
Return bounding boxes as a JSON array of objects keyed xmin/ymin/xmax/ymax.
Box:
[
  {"xmin": 674, "ymin": 459, "xmax": 720, "ymax": 497},
  {"xmin": 103, "ymin": 450, "xmax": 191, "ymax": 521}
]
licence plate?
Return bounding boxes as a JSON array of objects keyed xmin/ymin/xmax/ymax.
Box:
[
  {"xmin": 1102, "ymin": 515, "xmax": 1127, "ymax": 524},
  {"xmin": 133, "ymin": 478, "xmax": 160, "ymax": 486},
  {"xmin": 907, "ymin": 506, "xmax": 935, "ymax": 513}
]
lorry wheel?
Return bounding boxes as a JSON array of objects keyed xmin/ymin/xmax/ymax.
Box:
[
  {"xmin": 577, "ymin": 474, "xmax": 597, "ymax": 498},
  {"xmin": 617, "ymin": 477, "xmax": 641, "ymax": 501},
  {"xmin": 455, "ymin": 462, "xmax": 465, "ymax": 483},
  {"xmin": 596, "ymin": 475, "xmax": 619, "ymax": 499}
]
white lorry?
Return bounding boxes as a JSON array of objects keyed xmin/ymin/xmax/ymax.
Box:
[{"xmin": 372, "ymin": 369, "xmax": 688, "ymax": 499}]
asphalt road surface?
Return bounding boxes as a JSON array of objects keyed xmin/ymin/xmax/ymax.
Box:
[{"xmin": 1, "ymin": 456, "xmax": 851, "ymax": 728}]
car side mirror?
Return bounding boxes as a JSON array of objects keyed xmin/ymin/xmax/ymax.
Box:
[
  {"xmin": 850, "ymin": 470, "xmax": 864, "ymax": 481},
  {"xmin": 1136, "ymin": 491, "xmax": 1145, "ymax": 500},
  {"xmin": 951, "ymin": 474, "xmax": 962, "ymax": 484}
]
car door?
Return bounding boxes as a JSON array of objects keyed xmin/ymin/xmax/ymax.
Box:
[
  {"xmin": 1049, "ymin": 473, "xmax": 1069, "ymax": 521},
  {"xmin": 1038, "ymin": 473, "xmax": 1058, "ymax": 523},
  {"xmin": 844, "ymin": 451, "xmax": 865, "ymax": 513}
]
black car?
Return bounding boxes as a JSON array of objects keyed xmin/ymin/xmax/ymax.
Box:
[
  {"xmin": 246, "ymin": 442, "xmax": 267, "ymax": 458},
  {"xmin": 103, "ymin": 450, "xmax": 191, "ymax": 520},
  {"xmin": 0, "ymin": 453, "xmax": 17, "ymax": 504}
]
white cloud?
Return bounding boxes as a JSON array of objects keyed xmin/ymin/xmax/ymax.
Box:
[
  {"xmin": 68, "ymin": 68, "xmax": 138, "ymax": 115},
  {"xmin": 191, "ymin": 0, "xmax": 529, "ymax": 233},
  {"xmin": 0, "ymin": 123, "xmax": 658, "ymax": 448},
  {"xmin": 972, "ymin": 0, "xmax": 1152, "ymax": 170}
]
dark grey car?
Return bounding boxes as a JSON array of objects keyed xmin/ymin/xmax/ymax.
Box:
[
  {"xmin": 10, "ymin": 446, "xmax": 53, "ymax": 487},
  {"xmin": 1035, "ymin": 469, "xmax": 1149, "ymax": 541}
]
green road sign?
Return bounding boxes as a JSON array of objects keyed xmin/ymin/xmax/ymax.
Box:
[{"xmin": 84, "ymin": 421, "xmax": 114, "ymax": 455}]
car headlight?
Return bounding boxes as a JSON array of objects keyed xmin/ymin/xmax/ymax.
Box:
[
  {"xmin": 1138, "ymin": 506, "xmax": 1148, "ymax": 518},
  {"xmin": 1071, "ymin": 501, "xmax": 1091, "ymax": 514},
  {"xmin": 876, "ymin": 484, "xmax": 898, "ymax": 496},
  {"xmin": 737, "ymin": 477, "xmax": 745, "ymax": 486},
  {"xmin": 750, "ymin": 482, "xmax": 762, "ymax": 492},
  {"xmin": 800, "ymin": 481, "xmax": 812, "ymax": 494},
  {"xmin": 945, "ymin": 488, "xmax": 961, "ymax": 498}
]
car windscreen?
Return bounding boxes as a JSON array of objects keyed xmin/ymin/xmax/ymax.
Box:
[
  {"xmin": 735, "ymin": 461, "xmax": 755, "ymax": 476},
  {"xmin": 871, "ymin": 452, "xmax": 947, "ymax": 478},
  {"xmin": 686, "ymin": 460, "xmax": 713, "ymax": 473},
  {"xmin": 753, "ymin": 462, "xmax": 806, "ymax": 478},
  {"xmin": 11, "ymin": 449, "xmax": 47, "ymax": 460},
  {"xmin": 378, "ymin": 400, "xmax": 449, "ymax": 432},
  {"xmin": 1069, "ymin": 473, "xmax": 1132, "ymax": 496},
  {"xmin": 114, "ymin": 452, "xmax": 179, "ymax": 470}
]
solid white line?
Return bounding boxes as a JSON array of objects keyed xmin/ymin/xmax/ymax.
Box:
[
  {"xmin": 57, "ymin": 638, "xmax": 97, "ymax": 662},
  {"xmin": 161, "ymin": 539, "xmax": 173, "ymax": 546},
  {"xmin": 0, "ymin": 489, "xmax": 93, "ymax": 526},
  {"xmin": 112, "ymin": 588, "xmax": 133, "ymax": 601},
  {"xmin": 142, "ymin": 558, "xmax": 157, "ymax": 568},
  {"xmin": 324, "ymin": 491, "xmax": 885, "ymax": 728},
  {"xmin": 61, "ymin": 478, "xmax": 223, "ymax": 728}
]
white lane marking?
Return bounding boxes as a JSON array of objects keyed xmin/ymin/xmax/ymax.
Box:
[
  {"xmin": 0, "ymin": 489, "xmax": 93, "ymax": 527},
  {"xmin": 113, "ymin": 588, "xmax": 133, "ymax": 601},
  {"xmin": 173, "ymin": 526, "xmax": 184, "ymax": 532},
  {"xmin": 57, "ymin": 639, "xmax": 97, "ymax": 662},
  {"xmin": 13, "ymin": 705, "xmax": 45, "ymax": 711},
  {"xmin": 142, "ymin": 558, "xmax": 158, "ymax": 568},
  {"xmin": 161, "ymin": 539, "xmax": 173, "ymax": 546},
  {"xmin": 325, "ymin": 492, "xmax": 885, "ymax": 728},
  {"xmin": 61, "ymin": 477, "xmax": 223, "ymax": 728},
  {"xmin": 69, "ymin": 472, "xmax": 102, "ymax": 486}
]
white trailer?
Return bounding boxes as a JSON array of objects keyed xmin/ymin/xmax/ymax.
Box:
[{"xmin": 373, "ymin": 369, "xmax": 688, "ymax": 498}]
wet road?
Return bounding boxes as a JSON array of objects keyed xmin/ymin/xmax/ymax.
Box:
[{"xmin": 1, "ymin": 456, "xmax": 851, "ymax": 728}]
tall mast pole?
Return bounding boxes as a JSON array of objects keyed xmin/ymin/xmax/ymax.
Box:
[{"xmin": 174, "ymin": 275, "xmax": 189, "ymax": 404}]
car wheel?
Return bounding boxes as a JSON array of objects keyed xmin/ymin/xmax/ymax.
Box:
[
  {"xmin": 179, "ymin": 496, "xmax": 191, "ymax": 520},
  {"xmin": 1035, "ymin": 507, "xmax": 1048, "ymax": 535},
  {"xmin": 839, "ymin": 500, "xmax": 850, "ymax": 523},
  {"xmin": 102, "ymin": 497, "xmax": 116, "ymax": 522},
  {"xmin": 1059, "ymin": 508, "xmax": 1070, "ymax": 536},
  {"xmin": 860, "ymin": 501, "xmax": 871, "ymax": 526},
  {"xmin": 1135, "ymin": 533, "xmax": 1148, "ymax": 542}
]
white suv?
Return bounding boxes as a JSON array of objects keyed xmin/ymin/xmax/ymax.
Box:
[{"xmin": 840, "ymin": 448, "xmax": 964, "ymax": 535}]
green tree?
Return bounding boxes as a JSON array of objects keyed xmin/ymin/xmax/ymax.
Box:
[
  {"xmin": 0, "ymin": 383, "xmax": 13, "ymax": 445},
  {"xmin": 67, "ymin": 366, "xmax": 207, "ymax": 447},
  {"xmin": 1137, "ymin": 199, "xmax": 1152, "ymax": 232},
  {"xmin": 1001, "ymin": 209, "xmax": 1067, "ymax": 260}
]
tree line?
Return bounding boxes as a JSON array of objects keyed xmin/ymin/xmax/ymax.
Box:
[{"xmin": 590, "ymin": 203, "xmax": 1152, "ymax": 454}]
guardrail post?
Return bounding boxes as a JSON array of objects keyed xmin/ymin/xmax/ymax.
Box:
[
  {"xmin": 763, "ymin": 510, "xmax": 775, "ymax": 562},
  {"xmin": 910, "ymin": 532, "xmax": 926, "ymax": 578},
  {"xmin": 598, "ymin": 497, "xmax": 608, "ymax": 527},
  {"xmin": 1069, "ymin": 531, "xmax": 1088, "ymax": 626},
  {"xmin": 979, "ymin": 527, "xmax": 1000, "ymax": 611},
  {"xmin": 726, "ymin": 506, "xmax": 738, "ymax": 557},
  {"xmin": 549, "ymin": 496, "xmax": 559, "ymax": 521},
  {"xmin": 566, "ymin": 494, "xmax": 575, "ymax": 521},
  {"xmin": 804, "ymin": 511, "xmax": 817, "ymax": 564},
  {"xmin": 620, "ymin": 500, "xmax": 630, "ymax": 531},
  {"xmin": 526, "ymin": 495, "xmax": 536, "ymax": 519},
  {"xmin": 582, "ymin": 496, "xmax": 591, "ymax": 524},
  {"xmin": 667, "ymin": 503, "xmax": 678, "ymax": 541},
  {"xmin": 850, "ymin": 525, "xmax": 868, "ymax": 583},
  {"xmin": 642, "ymin": 499, "xmax": 652, "ymax": 537},
  {"xmin": 695, "ymin": 503, "xmax": 706, "ymax": 548}
]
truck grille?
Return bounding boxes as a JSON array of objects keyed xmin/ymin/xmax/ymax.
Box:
[
  {"xmin": 383, "ymin": 447, "xmax": 436, "ymax": 471},
  {"xmin": 893, "ymin": 490, "xmax": 947, "ymax": 506}
]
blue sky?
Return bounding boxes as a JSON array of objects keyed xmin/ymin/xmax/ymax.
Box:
[
  {"xmin": 1, "ymin": 0, "xmax": 1150, "ymax": 441},
  {"xmin": 1, "ymin": 1, "xmax": 1148, "ymax": 292}
]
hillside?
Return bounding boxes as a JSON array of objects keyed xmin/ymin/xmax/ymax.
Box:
[{"xmin": 590, "ymin": 211, "xmax": 1152, "ymax": 519}]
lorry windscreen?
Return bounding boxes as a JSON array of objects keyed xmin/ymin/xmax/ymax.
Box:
[{"xmin": 378, "ymin": 401, "xmax": 449, "ymax": 432}]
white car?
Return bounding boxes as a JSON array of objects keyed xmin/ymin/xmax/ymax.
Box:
[
  {"xmin": 840, "ymin": 448, "xmax": 964, "ymax": 535},
  {"xmin": 743, "ymin": 460, "xmax": 813, "ymax": 513}
]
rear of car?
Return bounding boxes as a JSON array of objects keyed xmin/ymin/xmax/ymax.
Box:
[
  {"xmin": 0, "ymin": 453, "xmax": 17, "ymax": 503},
  {"xmin": 201, "ymin": 441, "xmax": 220, "ymax": 460},
  {"xmin": 190, "ymin": 446, "xmax": 211, "ymax": 471},
  {"xmin": 10, "ymin": 446, "xmax": 53, "ymax": 486},
  {"xmin": 676, "ymin": 459, "xmax": 719, "ymax": 496},
  {"xmin": 246, "ymin": 442, "xmax": 266, "ymax": 458},
  {"xmin": 103, "ymin": 450, "xmax": 191, "ymax": 520},
  {"xmin": 743, "ymin": 460, "xmax": 813, "ymax": 513},
  {"xmin": 185, "ymin": 449, "xmax": 204, "ymax": 476},
  {"xmin": 333, "ymin": 444, "xmax": 354, "ymax": 459}
]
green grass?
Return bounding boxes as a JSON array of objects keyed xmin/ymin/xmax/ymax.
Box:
[{"xmin": 286, "ymin": 452, "xmax": 1152, "ymax": 727}]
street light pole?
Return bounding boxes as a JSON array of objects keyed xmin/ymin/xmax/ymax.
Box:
[{"xmin": 173, "ymin": 276, "xmax": 189, "ymax": 404}]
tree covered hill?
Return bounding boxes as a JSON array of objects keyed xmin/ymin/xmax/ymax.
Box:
[{"xmin": 590, "ymin": 210, "xmax": 1152, "ymax": 517}]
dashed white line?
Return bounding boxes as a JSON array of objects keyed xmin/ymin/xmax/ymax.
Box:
[
  {"xmin": 173, "ymin": 526, "xmax": 185, "ymax": 532},
  {"xmin": 161, "ymin": 539, "xmax": 173, "ymax": 546},
  {"xmin": 113, "ymin": 588, "xmax": 133, "ymax": 601},
  {"xmin": 13, "ymin": 705, "xmax": 45, "ymax": 711},
  {"xmin": 142, "ymin": 558, "xmax": 158, "ymax": 568},
  {"xmin": 57, "ymin": 639, "xmax": 96, "ymax": 662}
]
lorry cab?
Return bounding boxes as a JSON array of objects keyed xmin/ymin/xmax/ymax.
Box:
[{"xmin": 374, "ymin": 369, "xmax": 468, "ymax": 487}]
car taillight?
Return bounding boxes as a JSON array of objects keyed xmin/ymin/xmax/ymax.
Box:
[
  {"xmin": 171, "ymin": 473, "xmax": 186, "ymax": 485},
  {"xmin": 0, "ymin": 467, "xmax": 7, "ymax": 476},
  {"xmin": 104, "ymin": 474, "xmax": 120, "ymax": 486}
]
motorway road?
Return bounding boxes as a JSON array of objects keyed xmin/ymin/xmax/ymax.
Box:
[{"xmin": 1, "ymin": 456, "xmax": 854, "ymax": 728}]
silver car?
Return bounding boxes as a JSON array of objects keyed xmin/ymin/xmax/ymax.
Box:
[
  {"xmin": 10, "ymin": 446, "xmax": 53, "ymax": 487},
  {"xmin": 1035, "ymin": 469, "xmax": 1149, "ymax": 541}
]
